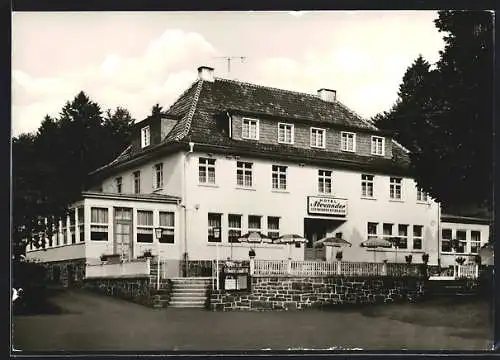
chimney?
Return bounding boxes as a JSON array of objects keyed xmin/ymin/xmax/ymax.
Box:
[
  {"xmin": 317, "ymin": 88, "xmax": 337, "ymax": 102},
  {"xmin": 197, "ymin": 66, "xmax": 214, "ymax": 82}
]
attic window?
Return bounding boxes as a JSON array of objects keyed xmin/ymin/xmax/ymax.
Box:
[
  {"xmin": 141, "ymin": 126, "xmax": 151, "ymax": 148},
  {"xmin": 242, "ymin": 118, "xmax": 259, "ymax": 140}
]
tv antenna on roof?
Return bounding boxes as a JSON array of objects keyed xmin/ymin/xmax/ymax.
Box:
[{"xmin": 214, "ymin": 56, "xmax": 247, "ymax": 77}]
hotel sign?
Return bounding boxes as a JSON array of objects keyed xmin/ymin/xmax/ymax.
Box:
[{"xmin": 307, "ymin": 196, "xmax": 348, "ymax": 217}]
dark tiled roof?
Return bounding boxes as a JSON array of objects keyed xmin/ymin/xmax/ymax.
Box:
[
  {"xmin": 82, "ymin": 191, "xmax": 181, "ymax": 203},
  {"xmin": 93, "ymin": 77, "xmax": 410, "ymax": 177}
]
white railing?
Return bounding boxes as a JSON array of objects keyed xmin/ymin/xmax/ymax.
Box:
[
  {"xmin": 290, "ymin": 260, "xmax": 337, "ymax": 276},
  {"xmin": 457, "ymin": 264, "xmax": 479, "ymax": 279},
  {"xmin": 340, "ymin": 262, "xmax": 385, "ymax": 276},
  {"xmin": 253, "ymin": 260, "xmax": 386, "ymax": 277},
  {"xmin": 254, "ymin": 260, "xmax": 288, "ymax": 276},
  {"xmin": 86, "ymin": 258, "xmax": 151, "ymax": 278}
]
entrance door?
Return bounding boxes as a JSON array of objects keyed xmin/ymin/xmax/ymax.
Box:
[{"xmin": 114, "ymin": 208, "xmax": 133, "ymax": 260}]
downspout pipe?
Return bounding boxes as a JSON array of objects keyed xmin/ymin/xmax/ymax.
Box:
[{"xmin": 183, "ymin": 142, "xmax": 195, "ymax": 276}]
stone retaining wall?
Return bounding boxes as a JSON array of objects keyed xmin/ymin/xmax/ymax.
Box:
[
  {"xmin": 84, "ymin": 276, "xmax": 154, "ymax": 307},
  {"xmin": 211, "ymin": 276, "xmax": 424, "ymax": 311},
  {"xmin": 42, "ymin": 259, "xmax": 86, "ymax": 287}
]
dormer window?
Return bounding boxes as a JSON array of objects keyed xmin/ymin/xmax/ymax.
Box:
[
  {"xmin": 341, "ymin": 132, "xmax": 356, "ymax": 152},
  {"xmin": 242, "ymin": 118, "xmax": 259, "ymax": 140},
  {"xmin": 141, "ymin": 126, "xmax": 151, "ymax": 148},
  {"xmin": 310, "ymin": 127, "xmax": 326, "ymax": 148},
  {"xmin": 278, "ymin": 123, "xmax": 294, "ymax": 144},
  {"xmin": 371, "ymin": 136, "xmax": 385, "ymax": 156}
]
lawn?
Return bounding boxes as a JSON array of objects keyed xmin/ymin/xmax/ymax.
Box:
[{"xmin": 12, "ymin": 289, "xmax": 494, "ymax": 352}]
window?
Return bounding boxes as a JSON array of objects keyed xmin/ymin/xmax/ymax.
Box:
[
  {"xmin": 69, "ymin": 209, "xmax": 76, "ymax": 244},
  {"xmin": 77, "ymin": 207, "xmax": 84, "ymax": 242},
  {"xmin": 242, "ymin": 118, "xmax": 259, "ymax": 140},
  {"xmin": 237, "ymin": 162, "xmax": 253, "ymax": 188},
  {"xmin": 413, "ymin": 225, "xmax": 423, "ymax": 250},
  {"xmin": 397, "ymin": 224, "xmax": 408, "ymax": 249},
  {"xmin": 272, "ymin": 165, "xmax": 287, "ymax": 190},
  {"xmin": 133, "ymin": 171, "xmax": 141, "ymax": 194},
  {"xmin": 383, "ymin": 223, "xmax": 393, "ymax": 242},
  {"xmin": 228, "ymin": 214, "xmax": 242, "ymax": 243},
  {"xmin": 267, "ymin": 216, "xmax": 280, "ymax": 239},
  {"xmin": 159, "ymin": 212, "xmax": 175, "ymax": 243},
  {"xmin": 390, "ymin": 177, "xmax": 402, "ymax": 200},
  {"xmin": 310, "ymin": 128, "xmax": 326, "ymax": 148},
  {"xmin": 61, "ymin": 216, "xmax": 68, "ymax": 245},
  {"xmin": 371, "ymin": 136, "xmax": 385, "ymax": 156},
  {"xmin": 456, "ymin": 230, "xmax": 466, "ymax": 253},
  {"xmin": 248, "ymin": 215, "xmax": 262, "ymax": 233},
  {"xmin": 55, "ymin": 220, "xmax": 60, "ymax": 246},
  {"xmin": 199, "ymin": 158, "xmax": 216, "ymax": 184},
  {"xmin": 441, "ymin": 229, "xmax": 452, "ymax": 252},
  {"xmin": 90, "ymin": 207, "xmax": 108, "ymax": 241},
  {"xmin": 367, "ymin": 222, "xmax": 378, "ymax": 240},
  {"xmin": 137, "ymin": 210, "xmax": 153, "ymax": 243},
  {"xmin": 115, "ymin": 177, "xmax": 122, "ymax": 194},
  {"xmin": 48, "ymin": 220, "xmax": 54, "ymax": 247},
  {"xmin": 141, "ymin": 126, "xmax": 150, "ymax": 148},
  {"xmin": 318, "ymin": 170, "xmax": 332, "ymax": 194},
  {"xmin": 208, "ymin": 213, "xmax": 222, "ymax": 242},
  {"xmin": 154, "ymin": 163, "xmax": 163, "ymax": 189},
  {"xmin": 471, "ymin": 231, "xmax": 481, "ymax": 254},
  {"xmin": 341, "ymin": 132, "xmax": 356, "ymax": 152},
  {"xmin": 361, "ymin": 174, "xmax": 374, "ymax": 198},
  {"xmin": 416, "ymin": 188, "xmax": 428, "ymax": 202},
  {"xmin": 278, "ymin": 123, "xmax": 294, "ymax": 144}
]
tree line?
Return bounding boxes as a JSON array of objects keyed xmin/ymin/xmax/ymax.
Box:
[{"xmin": 372, "ymin": 10, "xmax": 493, "ymax": 215}]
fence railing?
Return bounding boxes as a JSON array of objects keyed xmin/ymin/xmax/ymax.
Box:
[
  {"xmin": 339, "ymin": 261, "xmax": 385, "ymax": 276},
  {"xmin": 386, "ymin": 263, "xmax": 421, "ymax": 277},
  {"xmin": 86, "ymin": 258, "xmax": 150, "ymax": 278}
]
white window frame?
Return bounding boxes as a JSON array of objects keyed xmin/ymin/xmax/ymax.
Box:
[
  {"xmin": 141, "ymin": 126, "xmax": 150, "ymax": 148},
  {"xmin": 470, "ymin": 230, "xmax": 481, "ymax": 254},
  {"xmin": 236, "ymin": 161, "xmax": 253, "ymax": 188},
  {"xmin": 199, "ymin": 157, "xmax": 216, "ymax": 184},
  {"xmin": 228, "ymin": 214, "xmax": 242, "ymax": 243},
  {"xmin": 340, "ymin": 131, "xmax": 356, "ymax": 152},
  {"xmin": 390, "ymin": 177, "xmax": 402, "ymax": 200},
  {"xmin": 77, "ymin": 207, "xmax": 84, "ymax": 243},
  {"xmin": 137, "ymin": 210, "xmax": 154, "ymax": 243},
  {"xmin": 267, "ymin": 216, "xmax": 280, "ymax": 239},
  {"xmin": 133, "ymin": 171, "xmax": 141, "ymax": 194},
  {"xmin": 397, "ymin": 224, "xmax": 408, "ymax": 249},
  {"xmin": 242, "ymin": 118, "xmax": 259, "ymax": 140},
  {"xmin": 90, "ymin": 207, "xmax": 108, "ymax": 241},
  {"xmin": 310, "ymin": 127, "xmax": 326, "ymax": 148},
  {"xmin": 272, "ymin": 165, "xmax": 287, "ymax": 190},
  {"xmin": 441, "ymin": 228, "xmax": 452, "ymax": 252},
  {"xmin": 159, "ymin": 211, "xmax": 175, "ymax": 244},
  {"xmin": 154, "ymin": 163, "xmax": 163, "ymax": 190},
  {"xmin": 416, "ymin": 187, "xmax": 428, "ymax": 202},
  {"xmin": 248, "ymin": 215, "xmax": 262, "ymax": 233},
  {"xmin": 367, "ymin": 222, "xmax": 378, "ymax": 240},
  {"xmin": 318, "ymin": 170, "xmax": 332, "ymax": 194},
  {"xmin": 456, "ymin": 230, "xmax": 467, "ymax": 253},
  {"xmin": 382, "ymin": 223, "xmax": 393, "ymax": 243},
  {"xmin": 413, "ymin": 225, "xmax": 423, "ymax": 250},
  {"xmin": 278, "ymin": 123, "xmax": 294, "ymax": 144},
  {"xmin": 115, "ymin": 177, "xmax": 122, "ymax": 194},
  {"xmin": 208, "ymin": 213, "xmax": 222, "ymax": 243},
  {"xmin": 361, "ymin": 174, "xmax": 374, "ymax": 198},
  {"xmin": 69, "ymin": 208, "xmax": 76, "ymax": 244},
  {"xmin": 371, "ymin": 136, "xmax": 385, "ymax": 156}
]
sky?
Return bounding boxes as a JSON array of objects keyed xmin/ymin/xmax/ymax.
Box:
[{"xmin": 12, "ymin": 11, "xmax": 446, "ymax": 137}]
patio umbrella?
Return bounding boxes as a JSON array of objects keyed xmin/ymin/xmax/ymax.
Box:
[
  {"xmin": 360, "ymin": 238, "xmax": 392, "ymax": 262},
  {"xmin": 314, "ymin": 235, "xmax": 352, "ymax": 261},
  {"xmin": 274, "ymin": 234, "xmax": 308, "ymax": 259},
  {"xmin": 238, "ymin": 232, "xmax": 273, "ymax": 256}
]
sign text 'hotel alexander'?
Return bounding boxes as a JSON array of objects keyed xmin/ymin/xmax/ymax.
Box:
[{"xmin": 307, "ymin": 196, "xmax": 348, "ymax": 216}]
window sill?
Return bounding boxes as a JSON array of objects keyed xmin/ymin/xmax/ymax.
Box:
[
  {"xmin": 310, "ymin": 145, "xmax": 326, "ymax": 150},
  {"xmin": 278, "ymin": 141, "xmax": 294, "ymax": 145},
  {"xmin": 361, "ymin": 196, "xmax": 377, "ymax": 201},
  {"xmin": 371, "ymin": 153, "xmax": 385, "ymax": 157},
  {"xmin": 416, "ymin": 201, "xmax": 429, "ymax": 205},
  {"xmin": 235, "ymin": 186, "xmax": 256, "ymax": 191},
  {"xmin": 340, "ymin": 149, "xmax": 356, "ymax": 153},
  {"xmin": 271, "ymin": 189, "xmax": 289, "ymax": 194},
  {"xmin": 440, "ymin": 252, "xmax": 476, "ymax": 255},
  {"xmin": 241, "ymin": 137, "xmax": 259, "ymax": 141},
  {"xmin": 198, "ymin": 183, "xmax": 219, "ymax": 188},
  {"xmin": 389, "ymin": 199, "xmax": 404, "ymax": 203}
]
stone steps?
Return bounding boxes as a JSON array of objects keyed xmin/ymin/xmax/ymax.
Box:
[{"xmin": 168, "ymin": 278, "xmax": 212, "ymax": 308}]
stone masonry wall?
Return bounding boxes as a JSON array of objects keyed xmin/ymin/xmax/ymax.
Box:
[
  {"xmin": 84, "ymin": 276, "xmax": 154, "ymax": 307},
  {"xmin": 211, "ymin": 276, "xmax": 424, "ymax": 311},
  {"xmin": 42, "ymin": 259, "xmax": 86, "ymax": 288}
]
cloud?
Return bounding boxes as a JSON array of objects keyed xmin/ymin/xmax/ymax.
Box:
[{"xmin": 12, "ymin": 29, "xmax": 216, "ymax": 137}]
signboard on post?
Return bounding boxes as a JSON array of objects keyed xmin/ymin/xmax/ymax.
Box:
[
  {"xmin": 307, "ymin": 196, "xmax": 348, "ymax": 216},
  {"xmin": 222, "ymin": 261, "xmax": 250, "ymax": 291}
]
